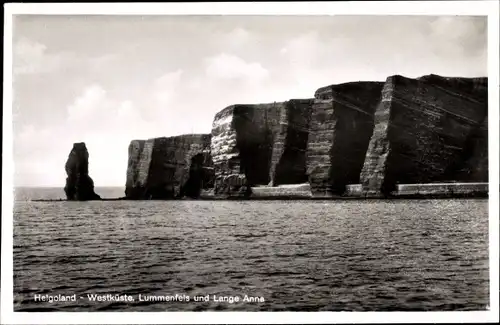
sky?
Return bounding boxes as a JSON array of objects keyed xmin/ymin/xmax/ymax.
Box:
[{"xmin": 11, "ymin": 15, "xmax": 487, "ymax": 187}]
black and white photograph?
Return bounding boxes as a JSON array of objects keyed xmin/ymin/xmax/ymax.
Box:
[{"xmin": 2, "ymin": 1, "xmax": 499, "ymax": 324}]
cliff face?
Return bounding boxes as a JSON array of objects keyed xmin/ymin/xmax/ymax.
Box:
[
  {"xmin": 446, "ymin": 116, "xmax": 488, "ymax": 182},
  {"xmin": 211, "ymin": 99, "xmax": 314, "ymax": 193},
  {"xmin": 120, "ymin": 73, "xmax": 487, "ymax": 200},
  {"xmin": 64, "ymin": 142, "xmax": 101, "ymax": 201},
  {"xmin": 125, "ymin": 134, "xmax": 212, "ymax": 199},
  {"xmin": 269, "ymin": 99, "xmax": 314, "ymax": 186},
  {"xmin": 211, "ymin": 102, "xmax": 283, "ymax": 191},
  {"xmin": 306, "ymin": 82, "xmax": 384, "ymax": 196},
  {"xmin": 359, "ymin": 74, "xmax": 488, "ymax": 196}
]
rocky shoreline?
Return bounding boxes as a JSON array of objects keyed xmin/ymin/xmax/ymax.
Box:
[{"xmin": 61, "ymin": 73, "xmax": 488, "ymax": 201}]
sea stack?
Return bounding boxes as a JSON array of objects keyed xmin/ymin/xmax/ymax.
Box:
[{"xmin": 64, "ymin": 142, "xmax": 101, "ymax": 201}]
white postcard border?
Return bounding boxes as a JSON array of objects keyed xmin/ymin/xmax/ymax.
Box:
[{"xmin": 2, "ymin": 1, "xmax": 499, "ymax": 324}]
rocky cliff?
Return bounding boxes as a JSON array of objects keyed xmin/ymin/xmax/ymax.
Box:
[
  {"xmin": 211, "ymin": 102, "xmax": 283, "ymax": 191},
  {"xmin": 306, "ymin": 82, "xmax": 384, "ymax": 196},
  {"xmin": 445, "ymin": 116, "xmax": 488, "ymax": 182},
  {"xmin": 64, "ymin": 142, "xmax": 101, "ymax": 201},
  {"xmin": 210, "ymin": 99, "xmax": 314, "ymax": 194},
  {"xmin": 120, "ymin": 73, "xmax": 487, "ymax": 200},
  {"xmin": 269, "ymin": 99, "xmax": 315, "ymax": 186},
  {"xmin": 125, "ymin": 134, "xmax": 212, "ymax": 199},
  {"xmin": 359, "ymin": 74, "xmax": 488, "ymax": 196}
]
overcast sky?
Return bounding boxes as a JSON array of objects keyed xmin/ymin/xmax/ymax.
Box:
[{"xmin": 12, "ymin": 15, "xmax": 487, "ymax": 187}]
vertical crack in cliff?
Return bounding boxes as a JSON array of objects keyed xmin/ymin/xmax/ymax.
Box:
[
  {"xmin": 272, "ymin": 99, "xmax": 313, "ymax": 186},
  {"xmin": 234, "ymin": 105, "xmax": 272, "ymax": 186},
  {"xmin": 180, "ymin": 153, "xmax": 205, "ymax": 198},
  {"xmin": 180, "ymin": 139, "xmax": 215, "ymax": 198}
]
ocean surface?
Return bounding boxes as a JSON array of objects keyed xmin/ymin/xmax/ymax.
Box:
[{"xmin": 13, "ymin": 187, "xmax": 490, "ymax": 311}]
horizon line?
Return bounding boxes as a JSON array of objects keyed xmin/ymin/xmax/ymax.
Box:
[{"xmin": 14, "ymin": 185, "xmax": 125, "ymax": 188}]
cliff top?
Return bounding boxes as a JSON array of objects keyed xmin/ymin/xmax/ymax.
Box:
[
  {"xmin": 131, "ymin": 134, "xmax": 211, "ymax": 143},
  {"xmin": 417, "ymin": 73, "xmax": 487, "ymax": 82},
  {"xmin": 213, "ymin": 99, "xmax": 313, "ymax": 121},
  {"xmin": 314, "ymin": 81, "xmax": 385, "ymax": 99},
  {"xmin": 384, "ymin": 74, "xmax": 488, "ymax": 98},
  {"xmin": 314, "ymin": 74, "xmax": 488, "ymax": 99}
]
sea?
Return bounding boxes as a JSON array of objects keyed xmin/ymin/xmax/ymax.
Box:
[{"xmin": 12, "ymin": 187, "xmax": 490, "ymax": 311}]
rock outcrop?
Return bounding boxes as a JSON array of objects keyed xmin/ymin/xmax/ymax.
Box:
[
  {"xmin": 125, "ymin": 134, "xmax": 212, "ymax": 199},
  {"xmin": 210, "ymin": 99, "xmax": 314, "ymax": 194},
  {"xmin": 306, "ymin": 82, "xmax": 384, "ymax": 196},
  {"xmin": 64, "ymin": 142, "xmax": 101, "ymax": 201},
  {"xmin": 359, "ymin": 74, "xmax": 488, "ymax": 196}
]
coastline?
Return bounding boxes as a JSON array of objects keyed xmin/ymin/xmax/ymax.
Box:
[{"xmin": 28, "ymin": 182, "xmax": 488, "ymax": 202}]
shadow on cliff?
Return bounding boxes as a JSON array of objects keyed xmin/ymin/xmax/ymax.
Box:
[
  {"xmin": 233, "ymin": 105, "xmax": 274, "ymax": 186},
  {"xmin": 180, "ymin": 153, "xmax": 215, "ymax": 199}
]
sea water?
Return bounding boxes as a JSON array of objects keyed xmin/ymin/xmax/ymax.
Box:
[{"xmin": 13, "ymin": 187, "xmax": 489, "ymax": 311}]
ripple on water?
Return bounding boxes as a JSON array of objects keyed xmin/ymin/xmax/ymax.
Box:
[{"xmin": 13, "ymin": 198, "xmax": 489, "ymax": 311}]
